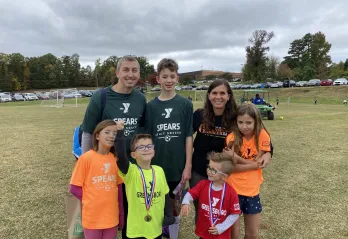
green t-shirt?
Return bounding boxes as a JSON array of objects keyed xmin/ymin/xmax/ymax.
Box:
[
  {"xmin": 145, "ymin": 94, "xmax": 193, "ymax": 181},
  {"xmin": 82, "ymin": 87, "xmax": 146, "ymax": 156},
  {"xmin": 119, "ymin": 163, "xmax": 169, "ymax": 239}
]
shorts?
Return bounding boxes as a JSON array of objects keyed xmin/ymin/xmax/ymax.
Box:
[
  {"xmin": 238, "ymin": 194, "xmax": 262, "ymax": 215},
  {"xmin": 167, "ymin": 180, "xmax": 182, "ymax": 199}
]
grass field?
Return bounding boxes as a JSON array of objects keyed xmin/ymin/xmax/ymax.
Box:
[{"xmin": 0, "ymin": 90, "xmax": 348, "ymax": 238}]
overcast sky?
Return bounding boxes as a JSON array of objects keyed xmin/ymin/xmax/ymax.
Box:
[{"xmin": 1, "ymin": 0, "xmax": 347, "ymax": 73}]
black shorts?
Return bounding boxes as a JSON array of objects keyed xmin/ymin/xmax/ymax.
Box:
[
  {"xmin": 238, "ymin": 194, "xmax": 262, "ymax": 215},
  {"xmin": 167, "ymin": 180, "xmax": 181, "ymax": 199}
]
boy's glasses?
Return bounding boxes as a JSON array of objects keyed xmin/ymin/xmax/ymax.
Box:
[
  {"xmin": 206, "ymin": 166, "xmax": 226, "ymax": 176},
  {"xmin": 134, "ymin": 144, "xmax": 155, "ymax": 151}
]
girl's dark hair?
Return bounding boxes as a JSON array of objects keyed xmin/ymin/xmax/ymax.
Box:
[{"xmin": 202, "ymin": 79, "xmax": 237, "ymax": 132}]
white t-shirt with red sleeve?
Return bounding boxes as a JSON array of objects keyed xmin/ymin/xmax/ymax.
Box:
[{"xmin": 188, "ymin": 180, "xmax": 241, "ymax": 239}]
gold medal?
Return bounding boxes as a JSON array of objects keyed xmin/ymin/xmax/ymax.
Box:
[{"xmin": 144, "ymin": 214, "xmax": 152, "ymax": 222}]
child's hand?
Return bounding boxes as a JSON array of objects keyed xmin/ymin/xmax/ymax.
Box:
[
  {"xmin": 181, "ymin": 204, "xmax": 190, "ymax": 216},
  {"xmin": 115, "ymin": 120, "xmax": 124, "ymax": 130},
  {"xmin": 223, "ymin": 147, "xmax": 237, "ymax": 164},
  {"xmin": 208, "ymin": 226, "xmax": 219, "ymax": 235}
]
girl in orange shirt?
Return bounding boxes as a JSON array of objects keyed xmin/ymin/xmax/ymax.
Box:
[
  {"xmin": 223, "ymin": 104, "xmax": 271, "ymax": 239},
  {"xmin": 70, "ymin": 120, "xmax": 124, "ymax": 239}
]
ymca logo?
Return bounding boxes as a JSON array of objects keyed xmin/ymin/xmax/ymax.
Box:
[
  {"xmin": 103, "ymin": 163, "xmax": 110, "ymax": 174},
  {"xmin": 212, "ymin": 197, "xmax": 220, "ymax": 207},
  {"xmin": 161, "ymin": 108, "xmax": 173, "ymax": 118},
  {"xmin": 120, "ymin": 103, "xmax": 130, "ymax": 113}
]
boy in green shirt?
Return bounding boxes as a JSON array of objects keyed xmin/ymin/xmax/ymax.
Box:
[
  {"xmin": 114, "ymin": 120, "xmax": 175, "ymax": 239},
  {"xmin": 144, "ymin": 58, "xmax": 193, "ymax": 238}
]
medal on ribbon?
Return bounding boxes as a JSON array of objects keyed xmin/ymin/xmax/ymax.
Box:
[
  {"xmin": 209, "ymin": 182, "xmax": 226, "ymax": 226},
  {"xmin": 137, "ymin": 165, "xmax": 156, "ymax": 222}
]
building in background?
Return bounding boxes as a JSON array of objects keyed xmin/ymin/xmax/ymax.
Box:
[{"xmin": 178, "ymin": 70, "xmax": 242, "ymax": 81}]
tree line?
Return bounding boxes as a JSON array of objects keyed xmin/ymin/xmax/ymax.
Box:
[
  {"xmin": 0, "ymin": 53, "xmax": 155, "ymax": 92},
  {"xmin": 243, "ymin": 30, "xmax": 348, "ymax": 82}
]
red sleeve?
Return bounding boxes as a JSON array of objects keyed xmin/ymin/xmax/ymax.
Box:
[
  {"xmin": 228, "ymin": 186, "xmax": 241, "ymax": 215},
  {"xmin": 188, "ymin": 180, "xmax": 208, "ymax": 200}
]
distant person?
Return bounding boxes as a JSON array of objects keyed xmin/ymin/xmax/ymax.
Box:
[
  {"xmin": 314, "ymin": 99, "xmax": 318, "ymax": 105},
  {"xmin": 188, "ymin": 95, "xmax": 193, "ymax": 101},
  {"xmin": 343, "ymin": 99, "xmax": 347, "ymax": 106},
  {"xmin": 276, "ymin": 97, "xmax": 279, "ymax": 106},
  {"xmin": 253, "ymin": 94, "xmax": 264, "ymax": 105},
  {"xmin": 287, "ymin": 97, "xmax": 291, "ymax": 106}
]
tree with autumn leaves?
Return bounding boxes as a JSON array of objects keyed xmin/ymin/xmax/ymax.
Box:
[
  {"xmin": 0, "ymin": 54, "xmax": 155, "ymax": 92},
  {"xmin": 243, "ymin": 30, "xmax": 347, "ymax": 82}
]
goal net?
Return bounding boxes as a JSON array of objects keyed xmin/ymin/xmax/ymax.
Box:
[{"xmin": 40, "ymin": 89, "xmax": 78, "ymax": 108}]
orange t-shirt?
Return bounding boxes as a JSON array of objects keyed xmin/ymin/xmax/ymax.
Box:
[
  {"xmin": 225, "ymin": 129, "xmax": 270, "ymax": 196},
  {"xmin": 70, "ymin": 150, "xmax": 123, "ymax": 229}
]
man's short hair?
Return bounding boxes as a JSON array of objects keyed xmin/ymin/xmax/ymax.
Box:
[
  {"xmin": 116, "ymin": 55, "xmax": 140, "ymax": 71},
  {"xmin": 157, "ymin": 58, "xmax": 179, "ymax": 74}
]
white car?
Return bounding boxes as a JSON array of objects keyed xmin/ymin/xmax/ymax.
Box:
[
  {"xmin": 0, "ymin": 94, "xmax": 12, "ymax": 103},
  {"xmin": 333, "ymin": 78, "xmax": 348, "ymax": 85},
  {"xmin": 23, "ymin": 93, "xmax": 39, "ymax": 101},
  {"xmin": 296, "ymin": 81, "xmax": 307, "ymax": 87}
]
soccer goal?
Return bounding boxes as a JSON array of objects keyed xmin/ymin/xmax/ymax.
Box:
[{"xmin": 40, "ymin": 89, "xmax": 78, "ymax": 108}]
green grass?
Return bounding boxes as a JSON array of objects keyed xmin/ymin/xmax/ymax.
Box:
[{"xmin": 0, "ymin": 92, "xmax": 348, "ymax": 238}]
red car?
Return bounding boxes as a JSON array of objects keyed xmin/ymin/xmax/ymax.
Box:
[{"xmin": 320, "ymin": 79, "xmax": 333, "ymax": 86}]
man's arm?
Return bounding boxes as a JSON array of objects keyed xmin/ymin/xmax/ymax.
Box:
[
  {"xmin": 114, "ymin": 128, "xmax": 130, "ymax": 174},
  {"xmin": 81, "ymin": 132, "xmax": 93, "ymax": 153}
]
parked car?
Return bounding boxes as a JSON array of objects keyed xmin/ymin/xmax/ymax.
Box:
[
  {"xmin": 174, "ymin": 86, "xmax": 182, "ymax": 91},
  {"xmin": 307, "ymin": 79, "xmax": 321, "ymax": 86},
  {"xmin": 270, "ymin": 83, "xmax": 279, "ymax": 88},
  {"xmin": 35, "ymin": 92, "xmax": 50, "ymax": 100},
  {"xmin": 320, "ymin": 79, "xmax": 333, "ymax": 86},
  {"xmin": 251, "ymin": 84, "xmax": 261, "ymax": 89},
  {"xmin": 283, "ymin": 80, "xmax": 296, "ymax": 87},
  {"xmin": 151, "ymin": 87, "xmax": 161, "ymax": 92},
  {"xmin": 181, "ymin": 86, "xmax": 193, "ymax": 90},
  {"xmin": 23, "ymin": 93, "xmax": 39, "ymax": 101},
  {"xmin": 0, "ymin": 94, "xmax": 12, "ymax": 103},
  {"xmin": 333, "ymin": 78, "xmax": 348, "ymax": 85},
  {"xmin": 262, "ymin": 82, "xmax": 272, "ymax": 88},
  {"xmin": 296, "ymin": 81, "xmax": 307, "ymax": 87},
  {"xmin": 13, "ymin": 94, "xmax": 25, "ymax": 101},
  {"xmin": 78, "ymin": 90, "xmax": 92, "ymax": 97}
]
